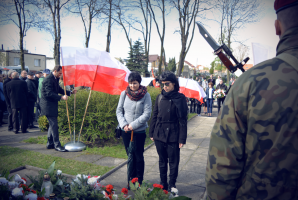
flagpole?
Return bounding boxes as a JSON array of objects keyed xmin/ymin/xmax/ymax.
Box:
[
  {"xmin": 74, "ymin": 92, "xmax": 76, "ymax": 143},
  {"xmin": 63, "ymin": 85, "xmax": 72, "ymax": 137},
  {"xmin": 78, "ymin": 65, "xmax": 98, "ymax": 142}
]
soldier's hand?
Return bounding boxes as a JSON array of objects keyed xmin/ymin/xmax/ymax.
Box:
[{"xmin": 61, "ymin": 95, "xmax": 68, "ymax": 101}]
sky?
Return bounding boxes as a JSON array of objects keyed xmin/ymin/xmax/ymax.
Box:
[{"xmin": 0, "ymin": 0, "xmax": 279, "ymax": 69}]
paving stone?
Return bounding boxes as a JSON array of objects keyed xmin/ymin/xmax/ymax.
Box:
[
  {"xmin": 52, "ymin": 151, "xmax": 83, "ymax": 159},
  {"xmin": 144, "ymin": 156, "xmax": 159, "ymax": 165},
  {"xmin": 199, "ymin": 138, "xmax": 211, "ymax": 148},
  {"xmin": 93, "ymin": 157, "xmax": 126, "ymax": 167},
  {"xmin": 182, "ymin": 161, "xmax": 207, "ymax": 174},
  {"xmin": 74, "ymin": 154, "xmax": 103, "ymax": 163},
  {"xmin": 183, "ymin": 142, "xmax": 198, "ymax": 150},
  {"xmin": 143, "ymin": 146, "xmax": 157, "ymax": 156},
  {"xmin": 180, "ymin": 148, "xmax": 195, "ymax": 157},
  {"xmin": 177, "ymin": 170, "xmax": 206, "ymax": 187}
]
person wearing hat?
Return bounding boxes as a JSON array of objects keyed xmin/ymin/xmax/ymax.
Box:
[
  {"xmin": 149, "ymin": 71, "xmax": 188, "ymax": 192},
  {"xmin": 26, "ymin": 71, "xmax": 38, "ymax": 129},
  {"xmin": 4, "ymin": 72, "xmax": 28, "ymax": 133},
  {"xmin": 34, "ymin": 71, "xmax": 42, "ymax": 89},
  {"xmin": 205, "ymin": 0, "xmax": 298, "ymax": 199}
]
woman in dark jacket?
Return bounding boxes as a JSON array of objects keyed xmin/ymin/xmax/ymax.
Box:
[
  {"xmin": 149, "ymin": 71, "xmax": 188, "ymax": 192},
  {"xmin": 116, "ymin": 71, "xmax": 152, "ymax": 187}
]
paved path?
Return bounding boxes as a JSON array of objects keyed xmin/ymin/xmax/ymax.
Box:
[{"xmin": 0, "ymin": 108, "xmax": 218, "ymax": 199}]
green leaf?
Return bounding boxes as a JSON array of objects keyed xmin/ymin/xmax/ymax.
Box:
[
  {"xmin": 28, "ymin": 183, "xmax": 34, "ymax": 188},
  {"xmin": 47, "ymin": 160, "xmax": 55, "ymax": 176}
]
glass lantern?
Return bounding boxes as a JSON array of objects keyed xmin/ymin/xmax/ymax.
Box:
[{"xmin": 41, "ymin": 172, "xmax": 53, "ymax": 198}]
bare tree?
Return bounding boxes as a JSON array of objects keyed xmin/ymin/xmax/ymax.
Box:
[
  {"xmin": 216, "ymin": 0, "xmax": 261, "ymax": 83},
  {"xmin": 66, "ymin": 0, "xmax": 106, "ymax": 48},
  {"xmin": 147, "ymin": 0, "xmax": 167, "ymax": 75},
  {"xmin": 234, "ymin": 44, "xmax": 249, "ymax": 62},
  {"xmin": 42, "ymin": 0, "xmax": 70, "ymax": 65},
  {"xmin": 0, "ymin": 0, "xmax": 38, "ymax": 70},
  {"xmin": 172, "ymin": 0, "xmax": 201, "ymax": 77}
]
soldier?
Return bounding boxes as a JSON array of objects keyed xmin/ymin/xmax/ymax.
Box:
[{"xmin": 205, "ymin": 0, "xmax": 298, "ymax": 199}]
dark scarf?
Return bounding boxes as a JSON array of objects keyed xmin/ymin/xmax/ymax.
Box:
[
  {"xmin": 161, "ymin": 89, "xmax": 188, "ymax": 119},
  {"xmin": 125, "ymin": 85, "xmax": 147, "ymax": 101}
]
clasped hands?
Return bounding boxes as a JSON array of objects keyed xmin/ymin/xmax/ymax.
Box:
[{"xmin": 124, "ymin": 124, "xmax": 133, "ymax": 132}]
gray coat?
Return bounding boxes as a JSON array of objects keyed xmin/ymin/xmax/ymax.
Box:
[{"xmin": 116, "ymin": 91, "xmax": 152, "ymax": 132}]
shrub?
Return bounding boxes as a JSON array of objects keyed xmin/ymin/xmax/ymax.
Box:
[
  {"xmin": 38, "ymin": 115, "xmax": 49, "ymax": 132},
  {"xmin": 37, "ymin": 87, "xmax": 161, "ymax": 142}
]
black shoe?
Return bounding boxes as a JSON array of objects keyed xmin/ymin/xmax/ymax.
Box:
[
  {"xmin": 14, "ymin": 130, "xmax": 19, "ymax": 134},
  {"xmin": 55, "ymin": 146, "xmax": 66, "ymax": 152},
  {"xmin": 160, "ymin": 182, "xmax": 168, "ymax": 191},
  {"xmin": 8, "ymin": 128, "xmax": 13, "ymax": 131},
  {"xmin": 29, "ymin": 125, "xmax": 39, "ymax": 129},
  {"xmin": 22, "ymin": 130, "xmax": 30, "ymax": 133},
  {"xmin": 46, "ymin": 144, "xmax": 55, "ymax": 149},
  {"xmin": 1, "ymin": 122, "xmax": 7, "ymax": 124}
]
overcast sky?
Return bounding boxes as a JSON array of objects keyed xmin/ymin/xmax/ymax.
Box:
[{"xmin": 0, "ymin": 0, "xmax": 279, "ymax": 68}]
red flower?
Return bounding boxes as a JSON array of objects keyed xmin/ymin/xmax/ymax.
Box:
[
  {"xmin": 121, "ymin": 188, "xmax": 128, "ymax": 195},
  {"xmin": 19, "ymin": 184, "xmax": 28, "ymax": 188},
  {"xmin": 21, "ymin": 178, "xmax": 27, "ymax": 182},
  {"xmin": 88, "ymin": 176, "xmax": 91, "ymax": 179},
  {"xmin": 153, "ymin": 184, "xmax": 163, "ymax": 189},
  {"xmin": 105, "ymin": 184, "xmax": 113, "ymax": 193},
  {"xmin": 25, "ymin": 188, "xmax": 30, "ymax": 191},
  {"xmin": 37, "ymin": 197, "xmax": 46, "ymax": 200},
  {"xmin": 163, "ymin": 190, "xmax": 168, "ymax": 194},
  {"xmin": 94, "ymin": 176, "xmax": 98, "ymax": 178},
  {"xmin": 131, "ymin": 178, "xmax": 138, "ymax": 184},
  {"xmin": 31, "ymin": 190, "xmax": 37, "ymax": 194},
  {"xmin": 22, "ymin": 190, "xmax": 24, "ymax": 194}
]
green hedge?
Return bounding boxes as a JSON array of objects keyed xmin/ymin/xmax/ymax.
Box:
[{"xmin": 39, "ymin": 87, "xmax": 161, "ymax": 142}]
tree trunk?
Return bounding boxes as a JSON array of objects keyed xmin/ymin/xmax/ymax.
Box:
[
  {"xmin": 158, "ymin": 45, "xmax": 163, "ymax": 75},
  {"xmin": 106, "ymin": 0, "xmax": 112, "ymax": 52},
  {"xmin": 19, "ymin": 31, "xmax": 25, "ymax": 70},
  {"xmin": 85, "ymin": 12, "xmax": 92, "ymax": 48}
]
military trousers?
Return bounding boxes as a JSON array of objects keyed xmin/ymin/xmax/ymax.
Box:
[
  {"xmin": 46, "ymin": 116, "xmax": 61, "ymax": 148},
  {"xmin": 155, "ymin": 139, "xmax": 180, "ymax": 188}
]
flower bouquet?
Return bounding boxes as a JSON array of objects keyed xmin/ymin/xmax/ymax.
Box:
[{"xmin": 213, "ymin": 89, "xmax": 226, "ymax": 99}]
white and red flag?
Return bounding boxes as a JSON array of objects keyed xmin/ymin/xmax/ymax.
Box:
[
  {"xmin": 61, "ymin": 47, "xmax": 130, "ymax": 95},
  {"xmin": 178, "ymin": 77, "xmax": 206, "ymax": 103}
]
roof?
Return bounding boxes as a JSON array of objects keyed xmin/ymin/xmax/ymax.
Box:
[
  {"xmin": 184, "ymin": 61, "xmax": 194, "ymax": 67},
  {"xmin": 243, "ymin": 64, "xmax": 253, "ymax": 70},
  {"xmin": 148, "ymin": 54, "xmax": 159, "ymax": 62}
]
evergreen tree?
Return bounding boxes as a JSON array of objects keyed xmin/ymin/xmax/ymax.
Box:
[
  {"xmin": 167, "ymin": 57, "xmax": 176, "ymax": 73},
  {"xmin": 126, "ymin": 40, "xmax": 148, "ymax": 75}
]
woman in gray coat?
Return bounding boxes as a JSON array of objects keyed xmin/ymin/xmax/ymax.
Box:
[{"xmin": 116, "ymin": 71, "xmax": 152, "ymax": 187}]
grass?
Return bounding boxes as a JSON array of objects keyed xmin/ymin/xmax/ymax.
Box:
[
  {"xmin": 0, "ymin": 146, "xmax": 113, "ymax": 176},
  {"xmin": 24, "ymin": 113, "xmax": 196, "ymax": 159}
]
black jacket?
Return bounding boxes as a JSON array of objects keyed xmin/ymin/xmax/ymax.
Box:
[
  {"xmin": 34, "ymin": 77, "xmax": 39, "ymax": 89},
  {"xmin": 3, "ymin": 78, "xmax": 11, "ymax": 108},
  {"xmin": 216, "ymin": 83, "xmax": 228, "ymax": 91},
  {"xmin": 19, "ymin": 76, "xmax": 27, "ymax": 81},
  {"xmin": 5, "ymin": 78, "xmax": 28, "ymax": 109},
  {"xmin": 26, "ymin": 79, "xmax": 37, "ymax": 102},
  {"xmin": 208, "ymin": 78, "xmax": 215, "ymax": 86},
  {"xmin": 40, "ymin": 73, "xmax": 70, "ymax": 117},
  {"xmin": 149, "ymin": 94, "xmax": 187, "ymax": 144}
]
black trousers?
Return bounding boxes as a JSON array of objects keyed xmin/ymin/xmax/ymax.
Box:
[
  {"xmin": 27, "ymin": 101, "xmax": 35, "ymax": 127},
  {"xmin": 196, "ymin": 103, "xmax": 202, "ymax": 114},
  {"xmin": 122, "ymin": 130, "xmax": 146, "ymax": 184},
  {"xmin": 155, "ymin": 139, "xmax": 180, "ymax": 187},
  {"xmin": 0, "ymin": 100, "xmax": 5, "ymax": 124},
  {"xmin": 190, "ymin": 101, "xmax": 196, "ymax": 113},
  {"xmin": 46, "ymin": 116, "xmax": 61, "ymax": 148},
  {"xmin": 7, "ymin": 107, "xmax": 13, "ymax": 130},
  {"xmin": 12, "ymin": 107, "xmax": 27, "ymax": 132},
  {"xmin": 217, "ymin": 97, "xmax": 225, "ymax": 113}
]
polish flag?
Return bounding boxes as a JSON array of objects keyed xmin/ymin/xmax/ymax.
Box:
[
  {"xmin": 179, "ymin": 77, "xmax": 206, "ymax": 103},
  {"xmin": 61, "ymin": 47, "xmax": 130, "ymax": 95}
]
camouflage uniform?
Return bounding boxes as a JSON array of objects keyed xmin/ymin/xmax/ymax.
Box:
[{"xmin": 205, "ymin": 27, "xmax": 298, "ymax": 200}]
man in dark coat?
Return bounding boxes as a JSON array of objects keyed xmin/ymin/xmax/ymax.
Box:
[
  {"xmin": 5, "ymin": 72, "xmax": 28, "ymax": 133},
  {"xmin": 215, "ymin": 79, "xmax": 228, "ymax": 113},
  {"xmin": 149, "ymin": 71, "xmax": 188, "ymax": 192},
  {"xmin": 34, "ymin": 71, "xmax": 42, "ymax": 89},
  {"xmin": 3, "ymin": 70, "xmax": 16, "ymax": 131},
  {"xmin": 208, "ymin": 74, "xmax": 215, "ymax": 86},
  {"xmin": 26, "ymin": 71, "xmax": 38, "ymax": 129},
  {"xmin": 40, "ymin": 65, "xmax": 76, "ymax": 152},
  {"xmin": 19, "ymin": 70, "xmax": 27, "ymax": 81}
]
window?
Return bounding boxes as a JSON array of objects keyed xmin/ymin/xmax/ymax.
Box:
[
  {"xmin": 14, "ymin": 57, "xmax": 20, "ymax": 66},
  {"xmin": 34, "ymin": 59, "xmax": 41, "ymax": 67}
]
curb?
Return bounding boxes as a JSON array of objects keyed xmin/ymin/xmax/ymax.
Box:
[{"xmin": 99, "ymin": 115, "xmax": 198, "ymax": 181}]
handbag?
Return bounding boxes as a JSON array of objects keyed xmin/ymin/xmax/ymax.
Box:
[{"xmin": 115, "ymin": 126, "xmax": 122, "ymax": 139}]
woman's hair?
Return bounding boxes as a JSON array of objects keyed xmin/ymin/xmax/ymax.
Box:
[
  {"xmin": 128, "ymin": 71, "xmax": 142, "ymax": 83},
  {"xmin": 208, "ymin": 82, "xmax": 214, "ymax": 87},
  {"xmin": 160, "ymin": 71, "xmax": 179, "ymax": 91}
]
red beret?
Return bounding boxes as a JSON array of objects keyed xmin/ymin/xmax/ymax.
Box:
[{"xmin": 274, "ymin": 0, "xmax": 298, "ymax": 13}]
